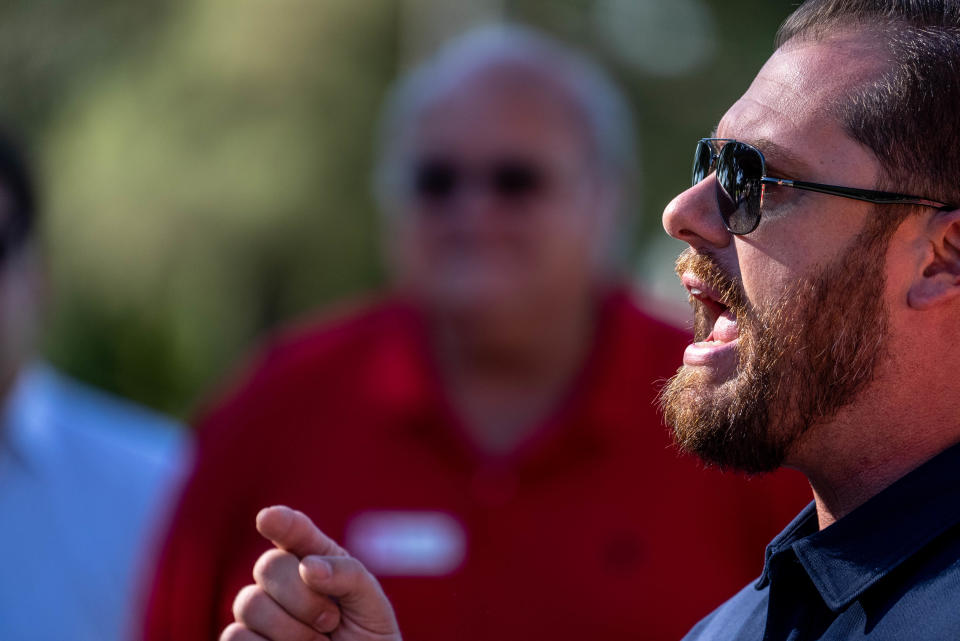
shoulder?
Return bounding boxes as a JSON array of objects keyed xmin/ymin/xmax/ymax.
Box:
[
  {"xmin": 4, "ymin": 363, "xmax": 190, "ymax": 562},
  {"xmin": 263, "ymin": 297, "xmax": 417, "ymax": 376},
  {"xmin": 6, "ymin": 365, "xmax": 190, "ymax": 638},
  {"xmin": 193, "ymin": 297, "xmax": 419, "ymax": 435},
  {"xmin": 866, "ymin": 531, "xmax": 960, "ymax": 635},
  {"xmin": 14, "ymin": 362, "xmax": 188, "ymax": 487},
  {"xmin": 233, "ymin": 297, "xmax": 412, "ymax": 386},
  {"xmin": 681, "ymin": 579, "xmax": 768, "ymax": 641}
]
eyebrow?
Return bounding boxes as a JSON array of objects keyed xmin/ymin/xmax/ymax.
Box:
[
  {"xmin": 749, "ymin": 138, "xmax": 815, "ymax": 180},
  {"xmin": 709, "ymin": 125, "xmax": 815, "ymax": 180}
]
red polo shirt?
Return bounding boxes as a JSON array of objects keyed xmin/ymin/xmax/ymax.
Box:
[{"xmin": 144, "ymin": 291, "xmax": 810, "ymax": 641}]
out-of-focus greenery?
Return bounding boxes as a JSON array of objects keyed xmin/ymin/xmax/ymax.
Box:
[{"xmin": 0, "ymin": 0, "xmax": 796, "ymax": 417}]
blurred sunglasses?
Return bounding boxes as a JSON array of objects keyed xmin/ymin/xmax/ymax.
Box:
[
  {"xmin": 692, "ymin": 137, "xmax": 955, "ymax": 235},
  {"xmin": 413, "ymin": 157, "xmax": 546, "ymax": 204}
]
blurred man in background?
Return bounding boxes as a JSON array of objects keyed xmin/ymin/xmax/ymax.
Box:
[
  {"xmin": 0, "ymin": 131, "xmax": 188, "ymax": 640},
  {"xmin": 146, "ymin": 26, "xmax": 808, "ymax": 641}
]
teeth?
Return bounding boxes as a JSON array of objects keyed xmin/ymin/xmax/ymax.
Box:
[{"xmin": 690, "ymin": 288, "xmax": 703, "ymax": 296}]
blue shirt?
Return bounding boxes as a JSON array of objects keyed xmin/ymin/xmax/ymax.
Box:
[
  {"xmin": 683, "ymin": 440, "xmax": 960, "ymax": 640},
  {"xmin": 0, "ymin": 363, "xmax": 190, "ymax": 641}
]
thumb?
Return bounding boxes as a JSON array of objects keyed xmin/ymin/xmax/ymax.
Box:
[{"xmin": 256, "ymin": 505, "xmax": 349, "ymax": 559}]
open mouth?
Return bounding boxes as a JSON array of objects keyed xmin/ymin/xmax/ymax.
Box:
[{"xmin": 680, "ymin": 272, "xmax": 740, "ymax": 369}]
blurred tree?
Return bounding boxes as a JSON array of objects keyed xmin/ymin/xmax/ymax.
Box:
[
  {"xmin": 0, "ymin": 0, "xmax": 176, "ymax": 134},
  {"xmin": 41, "ymin": 0, "xmax": 399, "ymax": 415}
]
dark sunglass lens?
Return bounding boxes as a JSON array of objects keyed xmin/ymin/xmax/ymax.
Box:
[
  {"xmin": 716, "ymin": 142, "xmax": 763, "ymax": 234},
  {"xmin": 414, "ymin": 159, "xmax": 459, "ymax": 200},
  {"xmin": 692, "ymin": 140, "xmax": 713, "ymax": 186},
  {"xmin": 492, "ymin": 161, "xmax": 542, "ymax": 199}
]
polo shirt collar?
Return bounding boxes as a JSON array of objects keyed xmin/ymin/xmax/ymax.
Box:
[
  {"xmin": 757, "ymin": 439, "xmax": 960, "ymax": 612},
  {"xmin": 371, "ymin": 292, "xmax": 628, "ymax": 470}
]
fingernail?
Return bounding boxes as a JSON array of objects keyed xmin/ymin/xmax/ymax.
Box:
[{"xmin": 301, "ymin": 557, "xmax": 333, "ymax": 582}]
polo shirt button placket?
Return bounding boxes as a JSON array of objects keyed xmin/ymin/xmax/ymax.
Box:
[{"xmin": 469, "ymin": 467, "xmax": 518, "ymax": 508}]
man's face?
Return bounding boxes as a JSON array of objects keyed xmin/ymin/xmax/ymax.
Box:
[
  {"xmin": 387, "ymin": 68, "xmax": 610, "ymax": 326},
  {"xmin": 660, "ymin": 35, "xmax": 897, "ymax": 473}
]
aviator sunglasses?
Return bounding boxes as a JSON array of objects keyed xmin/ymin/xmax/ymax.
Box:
[
  {"xmin": 693, "ymin": 138, "xmax": 955, "ymax": 235},
  {"xmin": 413, "ymin": 156, "xmax": 546, "ymax": 205}
]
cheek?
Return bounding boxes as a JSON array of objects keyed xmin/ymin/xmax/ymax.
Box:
[
  {"xmin": 738, "ymin": 197, "xmax": 874, "ymax": 297},
  {"xmin": 385, "ymin": 216, "xmax": 433, "ymax": 280},
  {"xmin": 735, "ymin": 216, "xmax": 858, "ymax": 309},
  {"xmin": 394, "ymin": 212, "xmax": 462, "ymax": 257},
  {"xmin": 734, "ymin": 241, "xmax": 799, "ymax": 310}
]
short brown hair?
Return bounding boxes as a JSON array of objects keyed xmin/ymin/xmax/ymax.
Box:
[{"xmin": 776, "ymin": 1, "xmax": 960, "ymax": 214}]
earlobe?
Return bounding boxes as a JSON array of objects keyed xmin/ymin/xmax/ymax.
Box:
[{"xmin": 908, "ymin": 210, "xmax": 960, "ymax": 310}]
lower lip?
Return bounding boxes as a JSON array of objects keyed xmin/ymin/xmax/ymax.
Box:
[{"xmin": 683, "ymin": 338, "xmax": 739, "ymax": 367}]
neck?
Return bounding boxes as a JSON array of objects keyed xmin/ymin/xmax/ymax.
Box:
[
  {"xmin": 431, "ymin": 292, "xmax": 600, "ymax": 456},
  {"xmin": 787, "ymin": 369, "xmax": 960, "ymax": 530},
  {"xmin": 0, "ymin": 361, "xmax": 26, "ymax": 448}
]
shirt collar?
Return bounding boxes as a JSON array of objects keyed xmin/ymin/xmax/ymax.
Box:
[
  {"xmin": 367, "ymin": 290, "xmax": 635, "ymax": 470},
  {"xmin": 757, "ymin": 440, "xmax": 960, "ymax": 612}
]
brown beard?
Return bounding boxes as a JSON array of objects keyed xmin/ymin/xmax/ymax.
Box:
[{"xmin": 659, "ymin": 226, "xmax": 892, "ymax": 474}]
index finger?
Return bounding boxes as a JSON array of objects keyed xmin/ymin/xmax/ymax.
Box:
[{"xmin": 256, "ymin": 506, "xmax": 349, "ymax": 559}]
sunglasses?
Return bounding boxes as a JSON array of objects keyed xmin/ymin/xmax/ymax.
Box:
[
  {"xmin": 413, "ymin": 156, "xmax": 546, "ymax": 205},
  {"xmin": 692, "ymin": 137, "xmax": 955, "ymax": 235}
]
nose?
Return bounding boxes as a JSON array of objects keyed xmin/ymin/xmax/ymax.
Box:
[
  {"xmin": 662, "ymin": 175, "xmax": 732, "ymax": 249},
  {"xmin": 416, "ymin": 178, "xmax": 498, "ymax": 223},
  {"xmin": 457, "ymin": 182, "xmax": 500, "ymax": 220}
]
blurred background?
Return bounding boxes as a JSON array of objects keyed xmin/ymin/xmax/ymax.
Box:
[{"xmin": 2, "ymin": 0, "xmax": 797, "ymax": 418}]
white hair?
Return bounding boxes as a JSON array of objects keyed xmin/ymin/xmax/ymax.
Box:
[{"xmin": 372, "ymin": 24, "xmax": 639, "ymax": 263}]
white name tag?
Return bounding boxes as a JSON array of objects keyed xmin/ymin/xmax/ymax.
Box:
[{"xmin": 345, "ymin": 510, "xmax": 467, "ymax": 577}]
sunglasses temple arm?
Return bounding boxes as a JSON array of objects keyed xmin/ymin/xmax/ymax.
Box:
[{"xmin": 760, "ymin": 177, "xmax": 954, "ymax": 210}]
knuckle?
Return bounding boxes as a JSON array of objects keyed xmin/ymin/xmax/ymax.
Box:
[
  {"xmin": 219, "ymin": 622, "xmax": 251, "ymax": 641},
  {"xmin": 253, "ymin": 548, "xmax": 296, "ymax": 584},
  {"xmin": 344, "ymin": 556, "xmax": 372, "ymax": 582},
  {"xmin": 232, "ymin": 584, "xmax": 270, "ymax": 624},
  {"xmin": 232, "ymin": 585, "xmax": 258, "ymax": 621}
]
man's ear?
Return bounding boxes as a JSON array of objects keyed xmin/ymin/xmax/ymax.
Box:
[{"xmin": 908, "ymin": 208, "xmax": 960, "ymax": 310}]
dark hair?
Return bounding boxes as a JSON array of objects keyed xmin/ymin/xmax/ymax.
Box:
[
  {"xmin": 776, "ymin": 1, "xmax": 960, "ymax": 215},
  {"xmin": 0, "ymin": 129, "xmax": 36, "ymax": 256}
]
